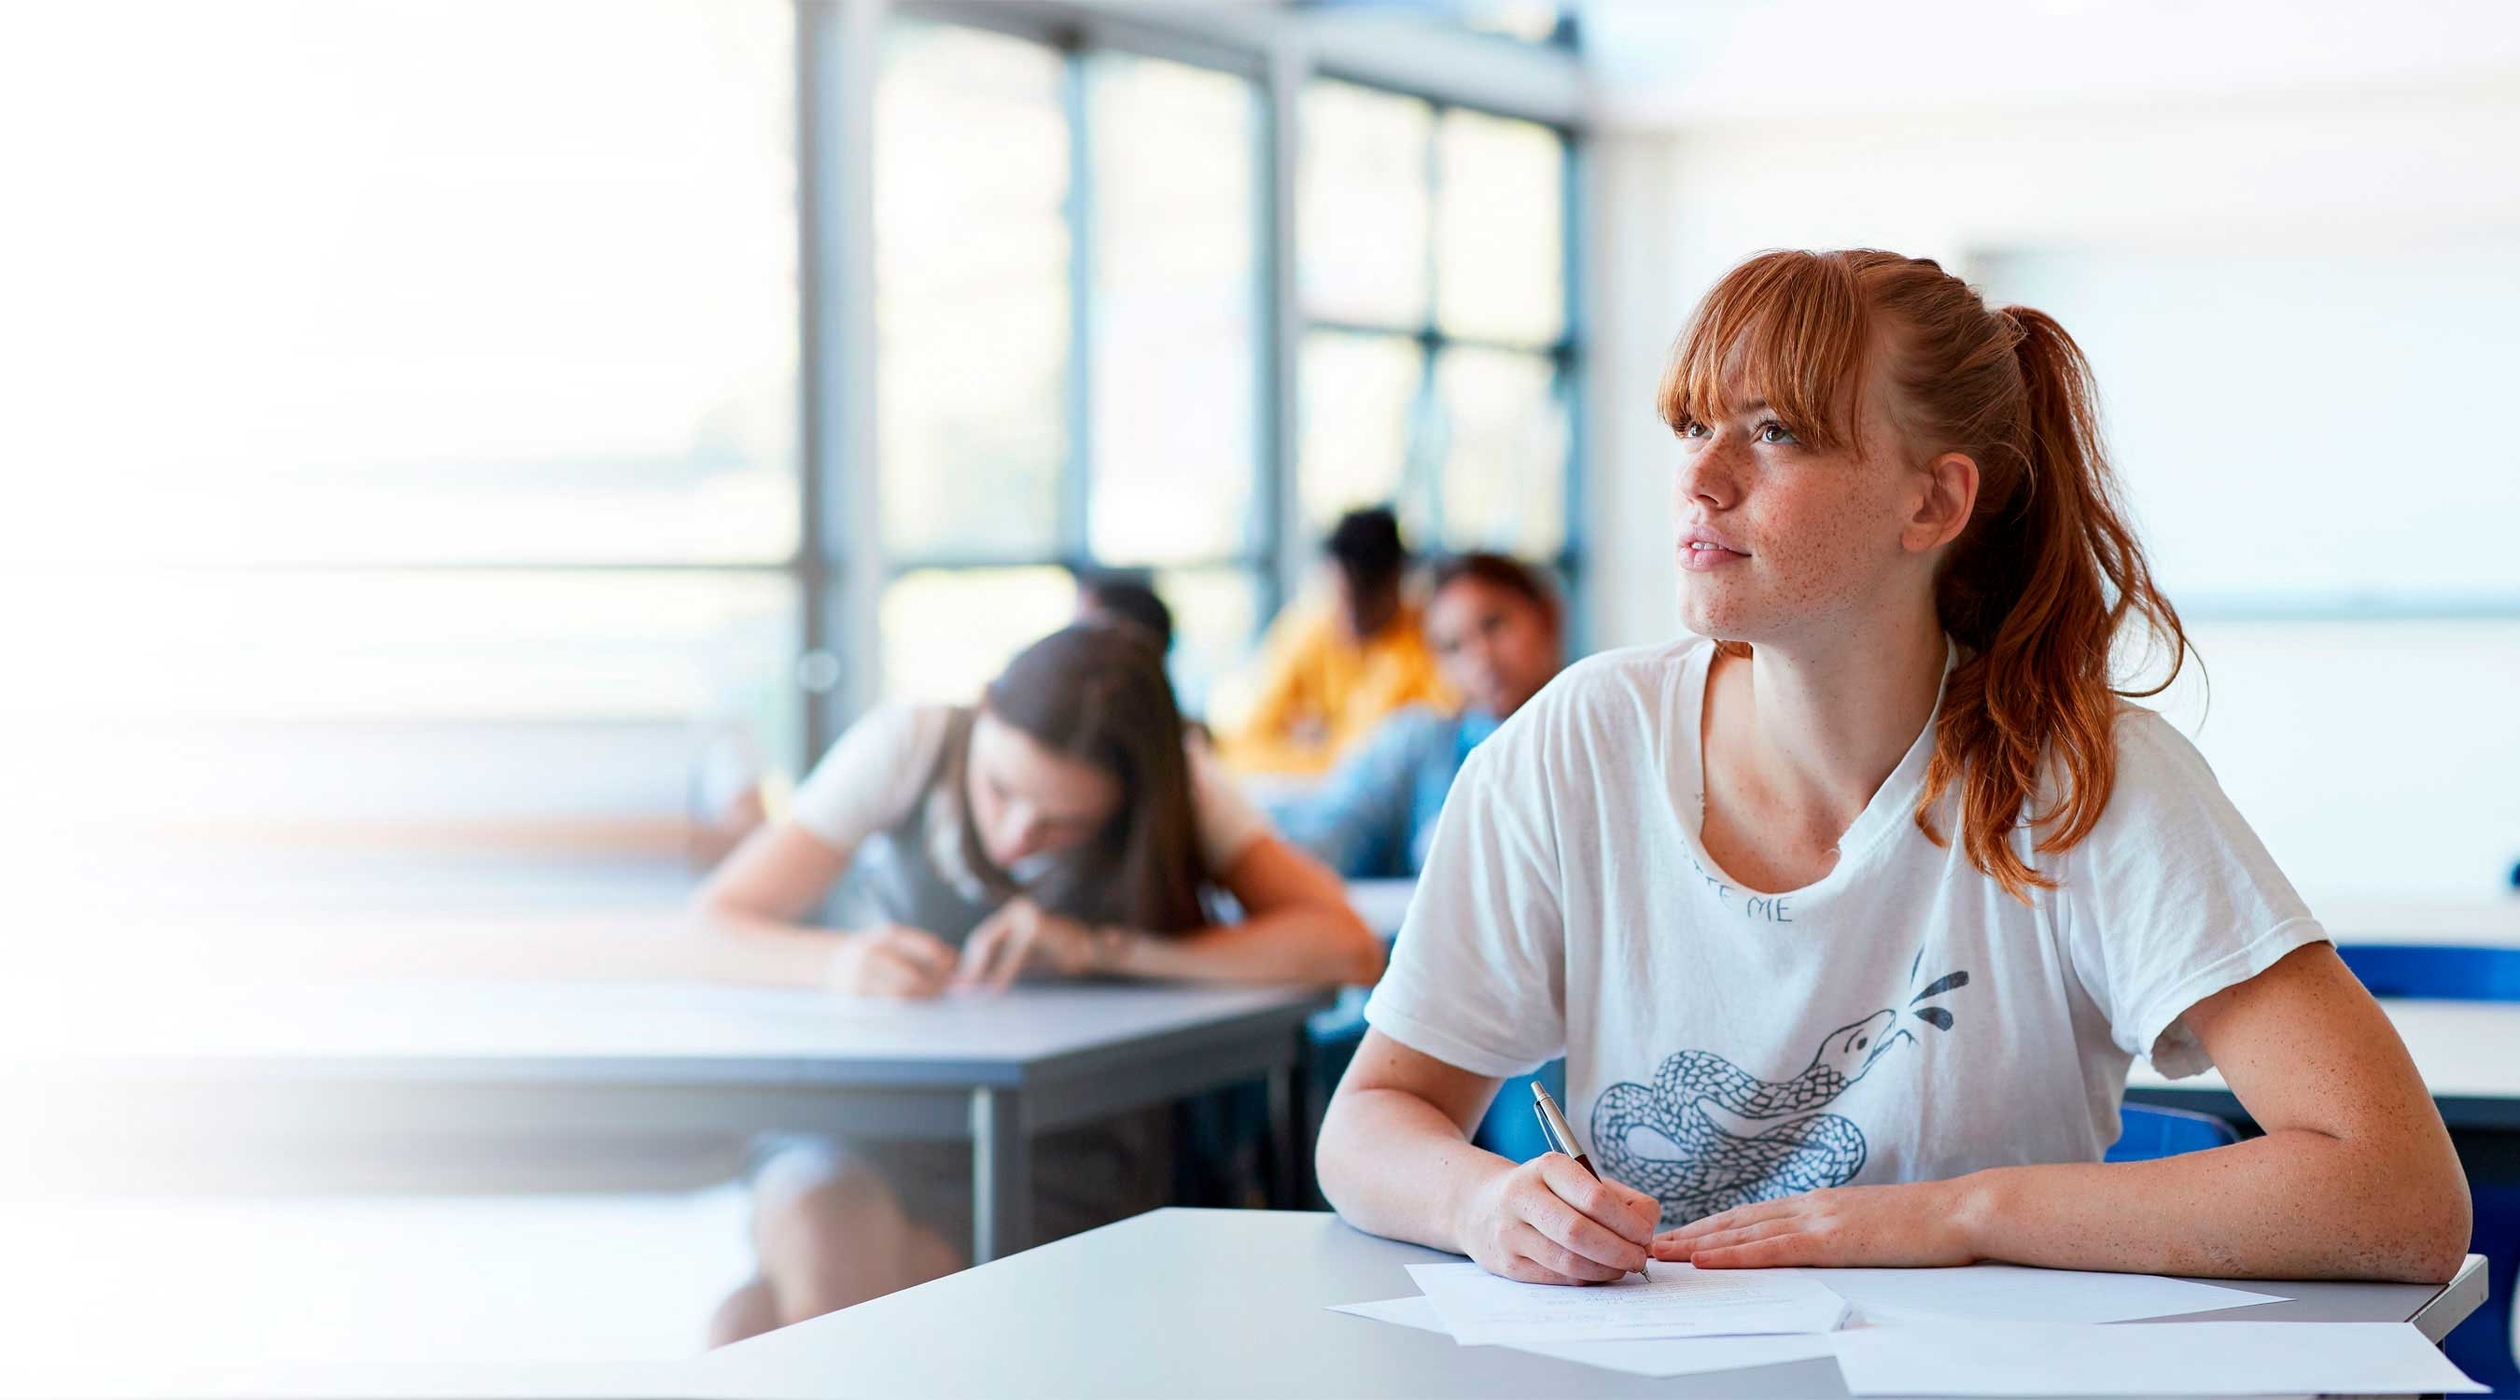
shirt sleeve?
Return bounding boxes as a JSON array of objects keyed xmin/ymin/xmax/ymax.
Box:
[
  {"xmin": 1362, "ymin": 718, "xmax": 1566, "ymax": 1078},
  {"xmin": 786, "ymin": 702, "xmax": 951, "ymax": 854},
  {"xmin": 1270, "ymin": 709, "xmax": 1437, "ymax": 879},
  {"xmin": 2057, "ymin": 710, "xmax": 2331, "ymax": 1079},
  {"xmin": 1187, "ymin": 739, "xmax": 1272, "ymax": 877}
]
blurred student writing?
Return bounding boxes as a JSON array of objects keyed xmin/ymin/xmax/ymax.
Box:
[{"xmin": 690, "ymin": 625, "xmax": 1379, "ymax": 1342}]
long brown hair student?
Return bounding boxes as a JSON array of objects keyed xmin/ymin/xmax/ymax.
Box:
[
  {"xmin": 693, "ymin": 625, "xmax": 1379, "ymax": 1342},
  {"xmin": 1317, "ymin": 249, "xmax": 2467, "ymax": 1289}
]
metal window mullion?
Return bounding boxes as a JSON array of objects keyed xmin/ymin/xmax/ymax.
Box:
[
  {"xmin": 798, "ymin": 0, "xmax": 889, "ymax": 754},
  {"xmin": 1258, "ymin": 36, "xmax": 1300, "ymax": 625},
  {"xmin": 1061, "ymin": 46, "xmax": 1094, "ymax": 577},
  {"xmin": 1415, "ymin": 101, "xmax": 1447, "ymax": 554}
]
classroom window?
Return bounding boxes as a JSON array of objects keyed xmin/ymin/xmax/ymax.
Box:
[
  {"xmin": 873, "ymin": 24, "xmax": 1071, "ymax": 562},
  {"xmin": 869, "ymin": 24, "xmax": 1268, "ymax": 706},
  {"xmin": 1297, "ymin": 79, "xmax": 1577, "ymax": 567},
  {"xmin": 12, "ymin": 0, "xmax": 807, "ymax": 879}
]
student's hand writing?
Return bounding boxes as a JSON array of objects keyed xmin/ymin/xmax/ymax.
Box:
[
  {"xmin": 1454, "ymin": 1153, "xmax": 1659, "ymax": 1285},
  {"xmin": 826, "ymin": 923, "xmax": 957, "ymax": 999},
  {"xmin": 955, "ymin": 898, "xmax": 1102, "ymax": 992},
  {"xmin": 1653, "ymin": 1180, "xmax": 1982, "ymax": 1269}
]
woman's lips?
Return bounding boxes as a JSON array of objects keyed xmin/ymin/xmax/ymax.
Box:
[{"xmin": 1678, "ymin": 541, "xmax": 1750, "ymax": 572}]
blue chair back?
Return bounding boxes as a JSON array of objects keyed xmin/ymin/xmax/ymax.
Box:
[
  {"xmin": 2336, "ymin": 944, "xmax": 2520, "ymax": 1003},
  {"xmin": 2105, "ymin": 1103, "xmax": 2240, "ymax": 1163},
  {"xmin": 1475, "ymin": 1058, "xmax": 1569, "ymax": 1162}
]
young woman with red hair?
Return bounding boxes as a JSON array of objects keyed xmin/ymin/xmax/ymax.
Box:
[{"xmin": 1316, "ymin": 249, "xmax": 2470, "ymax": 1285}]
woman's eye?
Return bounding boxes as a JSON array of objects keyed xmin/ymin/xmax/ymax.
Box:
[
  {"xmin": 1757, "ymin": 421, "xmax": 1798, "ymax": 445},
  {"xmin": 1677, "ymin": 419, "xmax": 1709, "ymax": 440}
]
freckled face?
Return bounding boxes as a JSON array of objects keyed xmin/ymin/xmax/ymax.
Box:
[{"xmin": 1668, "ymin": 371, "xmax": 1925, "ymax": 644}]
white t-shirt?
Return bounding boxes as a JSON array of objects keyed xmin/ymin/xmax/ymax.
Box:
[
  {"xmin": 1365, "ymin": 637, "xmax": 2327, "ymax": 1230},
  {"xmin": 788, "ymin": 701, "xmax": 1270, "ymax": 902}
]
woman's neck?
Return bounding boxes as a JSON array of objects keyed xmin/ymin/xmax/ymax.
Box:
[{"xmin": 1710, "ymin": 608, "xmax": 1948, "ymax": 838}]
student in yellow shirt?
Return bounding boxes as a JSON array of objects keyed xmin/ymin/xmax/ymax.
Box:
[{"xmin": 1221, "ymin": 507, "xmax": 1455, "ymax": 776}]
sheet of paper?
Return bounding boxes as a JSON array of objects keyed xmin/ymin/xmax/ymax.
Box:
[
  {"xmin": 1827, "ymin": 1321, "xmax": 2485, "ymax": 1396},
  {"xmin": 1786, "ymin": 1264, "xmax": 2281, "ymax": 1325},
  {"xmin": 1404, "ymin": 1260, "xmax": 1848, "ymax": 1346},
  {"xmin": 1327, "ymin": 1295, "xmax": 1839, "ymax": 1378}
]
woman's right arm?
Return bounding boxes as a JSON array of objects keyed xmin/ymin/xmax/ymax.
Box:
[
  {"xmin": 685, "ymin": 821, "xmax": 954, "ymax": 995},
  {"xmin": 1317, "ymin": 1028, "xmax": 1657, "ymax": 1284}
]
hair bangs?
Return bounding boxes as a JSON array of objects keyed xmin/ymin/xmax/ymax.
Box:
[{"xmin": 1658, "ymin": 250, "xmax": 1871, "ymax": 455}]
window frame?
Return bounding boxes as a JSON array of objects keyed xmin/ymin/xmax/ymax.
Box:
[{"xmin": 802, "ymin": 0, "xmax": 1588, "ymax": 762}]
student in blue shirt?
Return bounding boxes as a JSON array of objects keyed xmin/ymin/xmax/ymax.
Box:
[{"xmin": 1274, "ymin": 553, "xmax": 1564, "ymax": 879}]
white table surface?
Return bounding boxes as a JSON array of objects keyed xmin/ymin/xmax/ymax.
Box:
[
  {"xmin": 2, "ymin": 979, "xmax": 1324, "ymax": 1082},
  {"xmin": 2, "ymin": 1211, "xmax": 2483, "ymax": 1400},
  {"xmin": 1, "ymin": 980, "xmax": 1331, "ymax": 1257},
  {"xmin": 685, "ymin": 1208, "xmax": 2487, "ymax": 1400}
]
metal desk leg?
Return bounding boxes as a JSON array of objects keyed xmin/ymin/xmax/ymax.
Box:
[
  {"xmin": 970, "ymin": 1086, "xmax": 1029, "ymax": 1264},
  {"xmin": 1265, "ymin": 1055, "xmax": 1312, "ymax": 1209}
]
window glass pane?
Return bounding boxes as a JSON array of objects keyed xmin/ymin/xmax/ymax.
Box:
[
  {"xmin": 1434, "ymin": 347, "xmax": 1567, "ymax": 556},
  {"xmin": 1087, "ymin": 55, "xmax": 1259, "ymax": 565},
  {"xmin": 1298, "ymin": 330, "xmax": 1431, "ymax": 542},
  {"xmin": 9, "ymin": 2, "xmax": 797, "ymax": 569},
  {"xmin": 1435, "ymin": 109, "xmax": 1566, "ymax": 346},
  {"xmin": 1299, "ymin": 82, "xmax": 1432, "ymax": 327},
  {"xmin": 15, "ymin": 3, "xmax": 798, "ymax": 569},
  {"xmin": 7, "ymin": 569, "xmax": 798, "ymax": 842},
  {"xmin": 880, "ymin": 568, "xmax": 1079, "ymax": 703},
  {"xmin": 10, "ymin": 570, "xmax": 797, "ymax": 725},
  {"xmin": 876, "ymin": 25, "xmax": 1069, "ymax": 559},
  {"xmin": 1150, "ymin": 567, "xmax": 1261, "ymax": 721}
]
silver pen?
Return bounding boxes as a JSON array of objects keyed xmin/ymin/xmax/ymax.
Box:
[{"xmin": 1530, "ymin": 1080, "xmax": 1650, "ymax": 1280}]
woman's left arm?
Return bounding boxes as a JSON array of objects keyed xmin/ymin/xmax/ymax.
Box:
[
  {"xmin": 1111, "ymin": 835, "xmax": 1387, "ymax": 986},
  {"xmin": 953, "ymin": 835, "xmax": 1387, "ymax": 991},
  {"xmin": 1660, "ymin": 943, "xmax": 2472, "ymax": 1282}
]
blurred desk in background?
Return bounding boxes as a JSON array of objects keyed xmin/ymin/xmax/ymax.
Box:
[
  {"xmin": 1, "ymin": 977, "xmax": 1329, "ymax": 1263},
  {"xmin": 2129, "ymin": 998, "xmax": 2520, "ymax": 1130},
  {"xmin": 1344, "ymin": 879, "xmax": 1416, "ymax": 937}
]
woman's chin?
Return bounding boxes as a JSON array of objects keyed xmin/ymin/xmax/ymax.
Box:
[{"xmin": 1677, "ymin": 595, "xmax": 1752, "ymax": 642}]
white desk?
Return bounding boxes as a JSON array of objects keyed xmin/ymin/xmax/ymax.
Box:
[
  {"xmin": 2, "ymin": 980, "xmax": 1330, "ymax": 1261},
  {"xmin": 1343, "ymin": 878, "xmax": 1416, "ymax": 936},
  {"xmin": 685, "ymin": 1208, "xmax": 2488, "ymax": 1399},
  {"xmin": 0, "ymin": 1215, "xmax": 2484, "ymax": 1399},
  {"xmin": 2129, "ymin": 997, "xmax": 2520, "ymax": 1130}
]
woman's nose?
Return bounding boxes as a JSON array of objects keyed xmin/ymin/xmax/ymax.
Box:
[{"xmin": 1676, "ymin": 437, "xmax": 1742, "ymax": 510}]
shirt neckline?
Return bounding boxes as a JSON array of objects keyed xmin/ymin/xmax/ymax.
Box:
[{"xmin": 1674, "ymin": 637, "xmax": 1956, "ymax": 902}]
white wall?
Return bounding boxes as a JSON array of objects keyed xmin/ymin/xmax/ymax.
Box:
[{"xmin": 1582, "ymin": 79, "xmax": 2520, "ymax": 903}]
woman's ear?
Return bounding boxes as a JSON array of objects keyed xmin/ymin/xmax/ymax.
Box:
[{"xmin": 1906, "ymin": 451, "xmax": 1980, "ymax": 554}]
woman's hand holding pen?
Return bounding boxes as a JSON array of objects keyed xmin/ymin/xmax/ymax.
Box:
[
  {"xmin": 1453, "ymin": 1154, "xmax": 1659, "ymax": 1285},
  {"xmin": 826, "ymin": 923, "xmax": 958, "ymax": 999}
]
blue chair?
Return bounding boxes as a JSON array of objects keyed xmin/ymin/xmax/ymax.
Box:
[
  {"xmin": 2337, "ymin": 943, "xmax": 2520, "ymax": 1002},
  {"xmin": 1474, "ymin": 1058, "xmax": 1568, "ymax": 1162},
  {"xmin": 2105, "ymin": 1103, "xmax": 2240, "ymax": 1163},
  {"xmin": 2337, "ymin": 943, "xmax": 2520, "ymax": 1397}
]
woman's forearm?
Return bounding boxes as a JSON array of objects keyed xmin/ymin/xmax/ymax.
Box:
[
  {"xmin": 1112, "ymin": 905, "xmax": 1384, "ymax": 985},
  {"xmin": 674, "ymin": 903, "xmax": 841, "ymax": 988},
  {"xmin": 1961, "ymin": 1128, "xmax": 2470, "ymax": 1282},
  {"xmin": 1315, "ymin": 1084, "xmax": 1510, "ymax": 1253}
]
